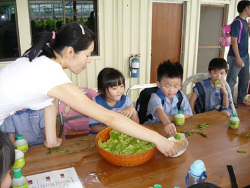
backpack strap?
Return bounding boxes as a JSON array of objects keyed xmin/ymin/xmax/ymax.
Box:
[
  {"xmin": 232, "ymin": 19, "xmax": 243, "ymax": 43},
  {"xmin": 156, "ymin": 89, "xmax": 183, "ymax": 112},
  {"xmin": 227, "ymin": 165, "xmax": 238, "ymax": 188},
  {"xmin": 155, "ymin": 89, "xmax": 165, "ymax": 106},
  {"xmin": 176, "ymin": 90, "xmax": 183, "ymax": 110},
  {"xmin": 194, "ymin": 82, "xmax": 206, "ymax": 114}
]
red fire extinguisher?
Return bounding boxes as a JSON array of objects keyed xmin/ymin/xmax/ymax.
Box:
[{"xmin": 129, "ymin": 54, "xmax": 140, "ymax": 78}]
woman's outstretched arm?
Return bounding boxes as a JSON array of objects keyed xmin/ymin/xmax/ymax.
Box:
[{"xmin": 47, "ymin": 83, "xmax": 177, "ymax": 157}]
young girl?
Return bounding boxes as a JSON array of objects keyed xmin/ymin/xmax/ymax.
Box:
[
  {"xmin": 89, "ymin": 68, "xmax": 139, "ymax": 133},
  {"xmin": 0, "ymin": 22, "xmax": 176, "ymax": 157},
  {"xmin": 0, "ymin": 131, "xmax": 15, "ymax": 188}
]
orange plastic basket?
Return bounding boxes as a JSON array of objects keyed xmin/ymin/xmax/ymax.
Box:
[{"xmin": 95, "ymin": 127, "xmax": 157, "ymax": 167}]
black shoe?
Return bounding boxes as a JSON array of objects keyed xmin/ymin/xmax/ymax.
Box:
[{"xmin": 234, "ymin": 103, "xmax": 238, "ymax": 108}]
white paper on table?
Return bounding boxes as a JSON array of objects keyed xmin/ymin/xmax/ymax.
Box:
[{"xmin": 26, "ymin": 167, "xmax": 84, "ymax": 188}]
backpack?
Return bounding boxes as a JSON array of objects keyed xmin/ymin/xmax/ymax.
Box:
[
  {"xmin": 193, "ymin": 82, "xmax": 206, "ymax": 114},
  {"xmin": 218, "ymin": 19, "xmax": 243, "ymax": 47},
  {"xmin": 135, "ymin": 86, "xmax": 183, "ymax": 124}
]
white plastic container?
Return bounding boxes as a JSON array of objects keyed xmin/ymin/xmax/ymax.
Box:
[
  {"xmin": 228, "ymin": 113, "xmax": 240, "ymax": 129},
  {"xmin": 15, "ymin": 135, "xmax": 28, "ymax": 153},
  {"xmin": 12, "ymin": 149, "xmax": 25, "ymax": 171},
  {"xmin": 11, "ymin": 169, "xmax": 28, "ymax": 188},
  {"xmin": 174, "ymin": 110, "xmax": 185, "ymax": 126}
]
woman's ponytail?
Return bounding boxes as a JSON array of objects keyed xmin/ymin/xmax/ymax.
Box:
[
  {"xmin": 23, "ymin": 22, "xmax": 95, "ymax": 62},
  {"xmin": 23, "ymin": 31, "xmax": 56, "ymax": 62}
]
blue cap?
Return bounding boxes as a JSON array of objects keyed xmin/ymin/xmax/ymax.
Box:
[{"xmin": 190, "ymin": 160, "xmax": 206, "ymax": 177}]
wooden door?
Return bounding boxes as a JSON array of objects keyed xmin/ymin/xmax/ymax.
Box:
[{"xmin": 151, "ymin": 3, "xmax": 183, "ymax": 83}]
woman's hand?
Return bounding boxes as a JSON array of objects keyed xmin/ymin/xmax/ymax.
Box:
[
  {"xmin": 154, "ymin": 135, "xmax": 177, "ymax": 157},
  {"xmin": 164, "ymin": 122, "xmax": 177, "ymax": 137}
]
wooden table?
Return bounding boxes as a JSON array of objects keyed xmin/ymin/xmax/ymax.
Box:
[{"xmin": 22, "ymin": 109, "xmax": 250, "ymax": 188}]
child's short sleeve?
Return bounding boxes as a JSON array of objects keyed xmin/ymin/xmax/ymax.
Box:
[
  {"xmin": 38, "ymin": 109, "xmax": 45, "ymax": 129},
  {"xmin": 126, "ymin": 96, "xmax": 134, "ymax": 107},
  {"xmin": 147, "ymin": 93, "xmax": 163, "ymax": 115},
  {"xmin": 193, "ymin": 87, "xmax": 200, "ymax": 97},
  {"xmin": 3, "ymin": 116, "xmax": 16, "ymax": 134}
]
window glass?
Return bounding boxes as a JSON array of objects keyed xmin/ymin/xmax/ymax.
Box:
[
  {"xmin": 29, "ymin": 0, "xmax": 98, "ymax": 54},
  {"xmin": 0, "ymin": 1, "xmax": 20, "ymax": 61}
]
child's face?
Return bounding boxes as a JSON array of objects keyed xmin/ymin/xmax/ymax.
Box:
[
  {"xmin": 105, "ymin": 84, "xmax": 125, "ymax": 103},
  {"xmin": 157, "ymin": 77, "xmax": 181, "ymax": 100},
  {"xmin": 209, "ymin": 69, "xmax": 227, "ymax": 83},
  {"xmin": 0, "ymin": 170, "xmax": 11, "ymax": 188}
]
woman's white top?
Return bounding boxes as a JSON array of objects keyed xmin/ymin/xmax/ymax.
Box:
[{"xmin": 0, "ymin": 55, "xmax": 72, "ymax": 125}]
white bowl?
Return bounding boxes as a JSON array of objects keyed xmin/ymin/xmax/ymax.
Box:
[{"xmin": 168, "ymin": 133, "xmax": 188, "ymax": 157}]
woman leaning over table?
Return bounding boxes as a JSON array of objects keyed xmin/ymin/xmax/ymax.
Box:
[{"xmin": 0, "ymin": 22, "xmax": 176, "ymax": 157}]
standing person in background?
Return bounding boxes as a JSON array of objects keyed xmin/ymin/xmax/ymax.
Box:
[
  {"xmin": 0, "ymin": 22, "xmax": 176, "ymax": 157},
  {"xmin": 226, "ymin": 0, "xmax": 250, "ymax": 107}
]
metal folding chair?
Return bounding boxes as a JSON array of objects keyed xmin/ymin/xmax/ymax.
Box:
[{"xmin": 126, "ymin": 83, "xmax": 157, "ymax": 97}]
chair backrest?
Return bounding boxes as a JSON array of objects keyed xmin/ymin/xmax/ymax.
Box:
[
  {"xmin": 182, "ymin": 73, "xmax": 236, "ymax": 114},
  {"xmin": 58, "ymin": 87, "xmax": 98, "ymax": 137},
  {"xmin": 126, "ymin": 83, "xmax": 157, "ymax": 97},
  {"xmin": 182, "ymin": 73, "xmax": 210, "ymax": 94}
]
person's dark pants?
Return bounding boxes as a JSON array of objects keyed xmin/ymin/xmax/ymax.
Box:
[{"xmin": 226, "ymin": 55, "xmax": 249, "ymax": 103}]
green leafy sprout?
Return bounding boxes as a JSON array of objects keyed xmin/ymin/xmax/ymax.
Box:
[
  {"xmin": 235, "ymin": 132, "xmax": 250, "ymax": 138},
  {"xmin": 174, "ymin": 133, "xmax": 182, "ymax": 140},
  {"xmin": 198, "ymin": 123, "xmax": 210, "ymax": 130},
  {"xmin": 47, "ymin": 137, "xmax": 95, "ymax": 155}
]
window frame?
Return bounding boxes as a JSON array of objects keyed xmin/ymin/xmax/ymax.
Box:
[{"xmin": 0, "ymin": 0, "xmax": 99, "ymax": 63}]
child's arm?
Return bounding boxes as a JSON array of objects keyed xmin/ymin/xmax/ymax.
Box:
[
  {"xmin": 155, "ymin": 108, "xmax": 176, "ymax": 137},
  {"xmin": 189, "ymin": 92, "xmax": 198, "ymax": 115},
  {"xmin": 183, "ymin": 113, "xmax": 192, "ymax": 119},
  {"xmin": 43, "ymin": 99, "xmax": 62, "ymax": 148},
  {"xmin": 7, "ymin": 133, "xmax": 15, "ymax": 145},
  {"xmin": 3, "ymin": 116, "xmax": 16, "ymax": 145},
  {"xmin": 121, "ymin": 106, "xmax": 139, "ymax": 123},
  {"xmin": 220, "ymin": 81, "xmax": 229, "ymax": 108}
]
